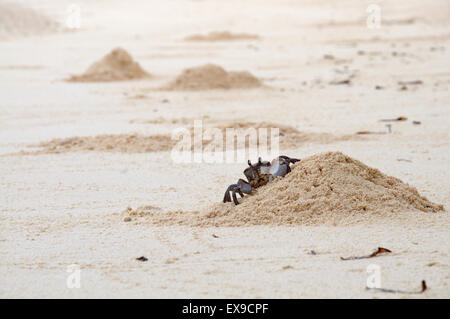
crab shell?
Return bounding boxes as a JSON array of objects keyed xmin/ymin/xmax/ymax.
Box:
[
  {"xmin": 245, "ymin": 157, "xmax": 292, "ymax": 187},
  {"xmin": 261, "ymin": 157, "xmax": 291, "ymax": 179}
]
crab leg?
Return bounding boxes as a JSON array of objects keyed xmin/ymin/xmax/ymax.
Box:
[
  {"xmin": 223, "ymin": 184, "xmax": 242, "ymax": 205},
  {"xmin": 223, "ymin": 179, "xmax": 252, "ymax": 205}
]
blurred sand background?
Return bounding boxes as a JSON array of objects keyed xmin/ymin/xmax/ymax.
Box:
[{"xmin": 0, "ymin": 0, "xmax": 449, "ymax": 298}]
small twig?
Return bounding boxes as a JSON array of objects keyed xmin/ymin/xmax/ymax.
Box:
[
  {"xmin": 367, "ymin": 280, "xmax": 427, "ymax": 294},
  {"xmin": 330, "ymin": 79, "xmax": 351, "ymax": 85},
  {"xmin": 356, "ymin": 125, "xmax": 392, "ymax": 135},
  {"xmin": 398, "ymin": 80, "xmax": 423, "ymax": 85},
  {"xmin": 379, "ymin": 116, "xmax": 407, "ymax": 122},
  {"xmin": 356, "ymin": 131, "xmax": 387, "ymax": 135},
  {"xmin": 341, "ymin": 247, "xmax": 391, "ymax": 261}
]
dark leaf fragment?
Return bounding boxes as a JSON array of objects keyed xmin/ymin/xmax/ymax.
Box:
[
  {"xmin": 340, "ymin": 247, "xmax": 392, "ymax": 261},
  {"xmin": 136, "ymin": 256, "xmax": 148, "ymax": 262}
]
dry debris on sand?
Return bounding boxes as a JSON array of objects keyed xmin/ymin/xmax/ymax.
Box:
[
  {"xmin": 124, "ymin": 152, "xmax": 444, "ymax": 226},
  {"xmin": 184, "ymin": 31, "xmax": 260, "ymax": 41},
  {"xmin": 68, "ymin": 48, "xmax": 150, "ymax": 82},
  {"xmin": 163, "ymin": 64, "xmax": 262, "ymax": 90},
  {"xmin": 340, "ymin": 247, "xmax": 392, "ymax": 260},
  {"xmin": 367, "ymin": 280, "xmax": 428, "ymax": 295}
]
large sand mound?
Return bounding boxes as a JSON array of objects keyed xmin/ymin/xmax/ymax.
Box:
[
  {"xmin": 163, "ymin": 64, "xmax": 262, "ymax": 90},
  {"xmin": 184, "ymin": 31, "xmax": 260, "ymax": 42},
  {"xmin": 68, "ymin": 48, "xmax": 150, "ymax": 82},
  {"xmin": 125, "ymin": 152, "xmax": 444, "ymax": 226},
  {"xmin": 0, "ymin": 3, "xmax": 60, "ymax": 38}
]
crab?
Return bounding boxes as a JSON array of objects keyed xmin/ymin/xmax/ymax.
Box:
[{"xmin": 223, "ymin": 155, "xmax": 300, "ymax": 205}]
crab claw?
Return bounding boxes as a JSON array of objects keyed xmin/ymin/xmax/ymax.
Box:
[
  {"xmin": 223, "ymin": 179, "xmax": 252, "ymax": 205},
  {"xmin": 279, "ymin": 155, "xmax": 300, "ymax": 164},
  {"xmin": 270, "ymin": 156, "xmax": 301, "ymax": 179}
]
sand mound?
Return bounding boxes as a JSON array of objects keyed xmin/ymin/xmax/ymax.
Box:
[
  {"xmin": 184, "ymin": 31, "xmax": 260, "ymax": 42},
  {"xmin": 25, "ymin": 122, "xmax": 361, "ymax": 155},
  {"xmin": 210, "ymin": 121, "xmax": 360, "ymax": 149},
  {"xmin": 163, "ymin": 64, "xmax": 262, "ymax": 90},
  {"xmin": 68, "ymin": 48, "xmax": 150, "ymax": 82},
  {"xmin": 0, "ymin": 3, "xmax": 60, "ymax": 38},
  {"xmin": 131, "ymin": 119, "xmax": 360, "ymax": 150},
  {"xmin": 126, "ymin": 152, "xmax": 444, "ymax": 226},
  {"xmin": 27, "ymin": 134, "xmax": 173, "ymax": 154}
]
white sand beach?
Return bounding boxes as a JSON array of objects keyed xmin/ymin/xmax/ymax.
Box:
[{"xmin": 0, "ymin": 0, "xmax": 449, "ymax": 298}]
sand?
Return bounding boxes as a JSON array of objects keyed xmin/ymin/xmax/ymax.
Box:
[
  {"xmin": 208, "ymin": 121, "xmax": 362, "ymax": 149},
  {"xmin": 68, "ymin": 48, "xmax": 150, "ymax": 82},
  {"xmin": 0, "ymin": 3, "xmax": 60, "ymax": 38},
  {"xmin": 21, "ymin": 122, "xmax": 361, "ymax": 154},
  {"xmin": 1, "ymin": 0, "xmax": 449, "ymax": 299},
  {"xmin": 163, "ymin": 64, "xmax": 262, "ymax": 90},
  {"xmin": 27, "ymin": 134, "xmax": 174, "ymax": 154},
  {"xmin": 124, "ymin": 152, "xmax": 444, "ymax": 226},
  {"xmin": 184, "ymin": 31, "xmax": 260, "ymax": 41}
]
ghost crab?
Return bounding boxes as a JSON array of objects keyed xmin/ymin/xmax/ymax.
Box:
[{"xmin": 223, "ymin": 155, "xmax": 300, "ymax": 205}]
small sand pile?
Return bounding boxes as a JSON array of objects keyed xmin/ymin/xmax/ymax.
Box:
[
  {"xmin": 128, "ymin": 152, "xmax": 443, "ymax": 226},
  {"xmin": 25, "ymin": 122, "xmax": 362, "ymax": 155},
  {"xmin": 184, "ymin": 31, "xmax": 260, "ymax": 41},
  {"xmin": 164, "ymin": 64, "xmax": 262, "ymax": 90},
  {"xmin": 68, "ymin": 48, "xmax": 150, "ymax": 82},
  {"xmin": 131, "ymin": 119, "xmax": 360, "ymax": 149},
  {"xmin": 0, "ymin": 3, "xmax": 60, "ymax": 38},
  {"xmin": 210, "ymin": 121, "xmax": 360, "ymax": 149},
  {"xmin": 27, "ymin": 134, "xmax": 173, "ymax": 154}
]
